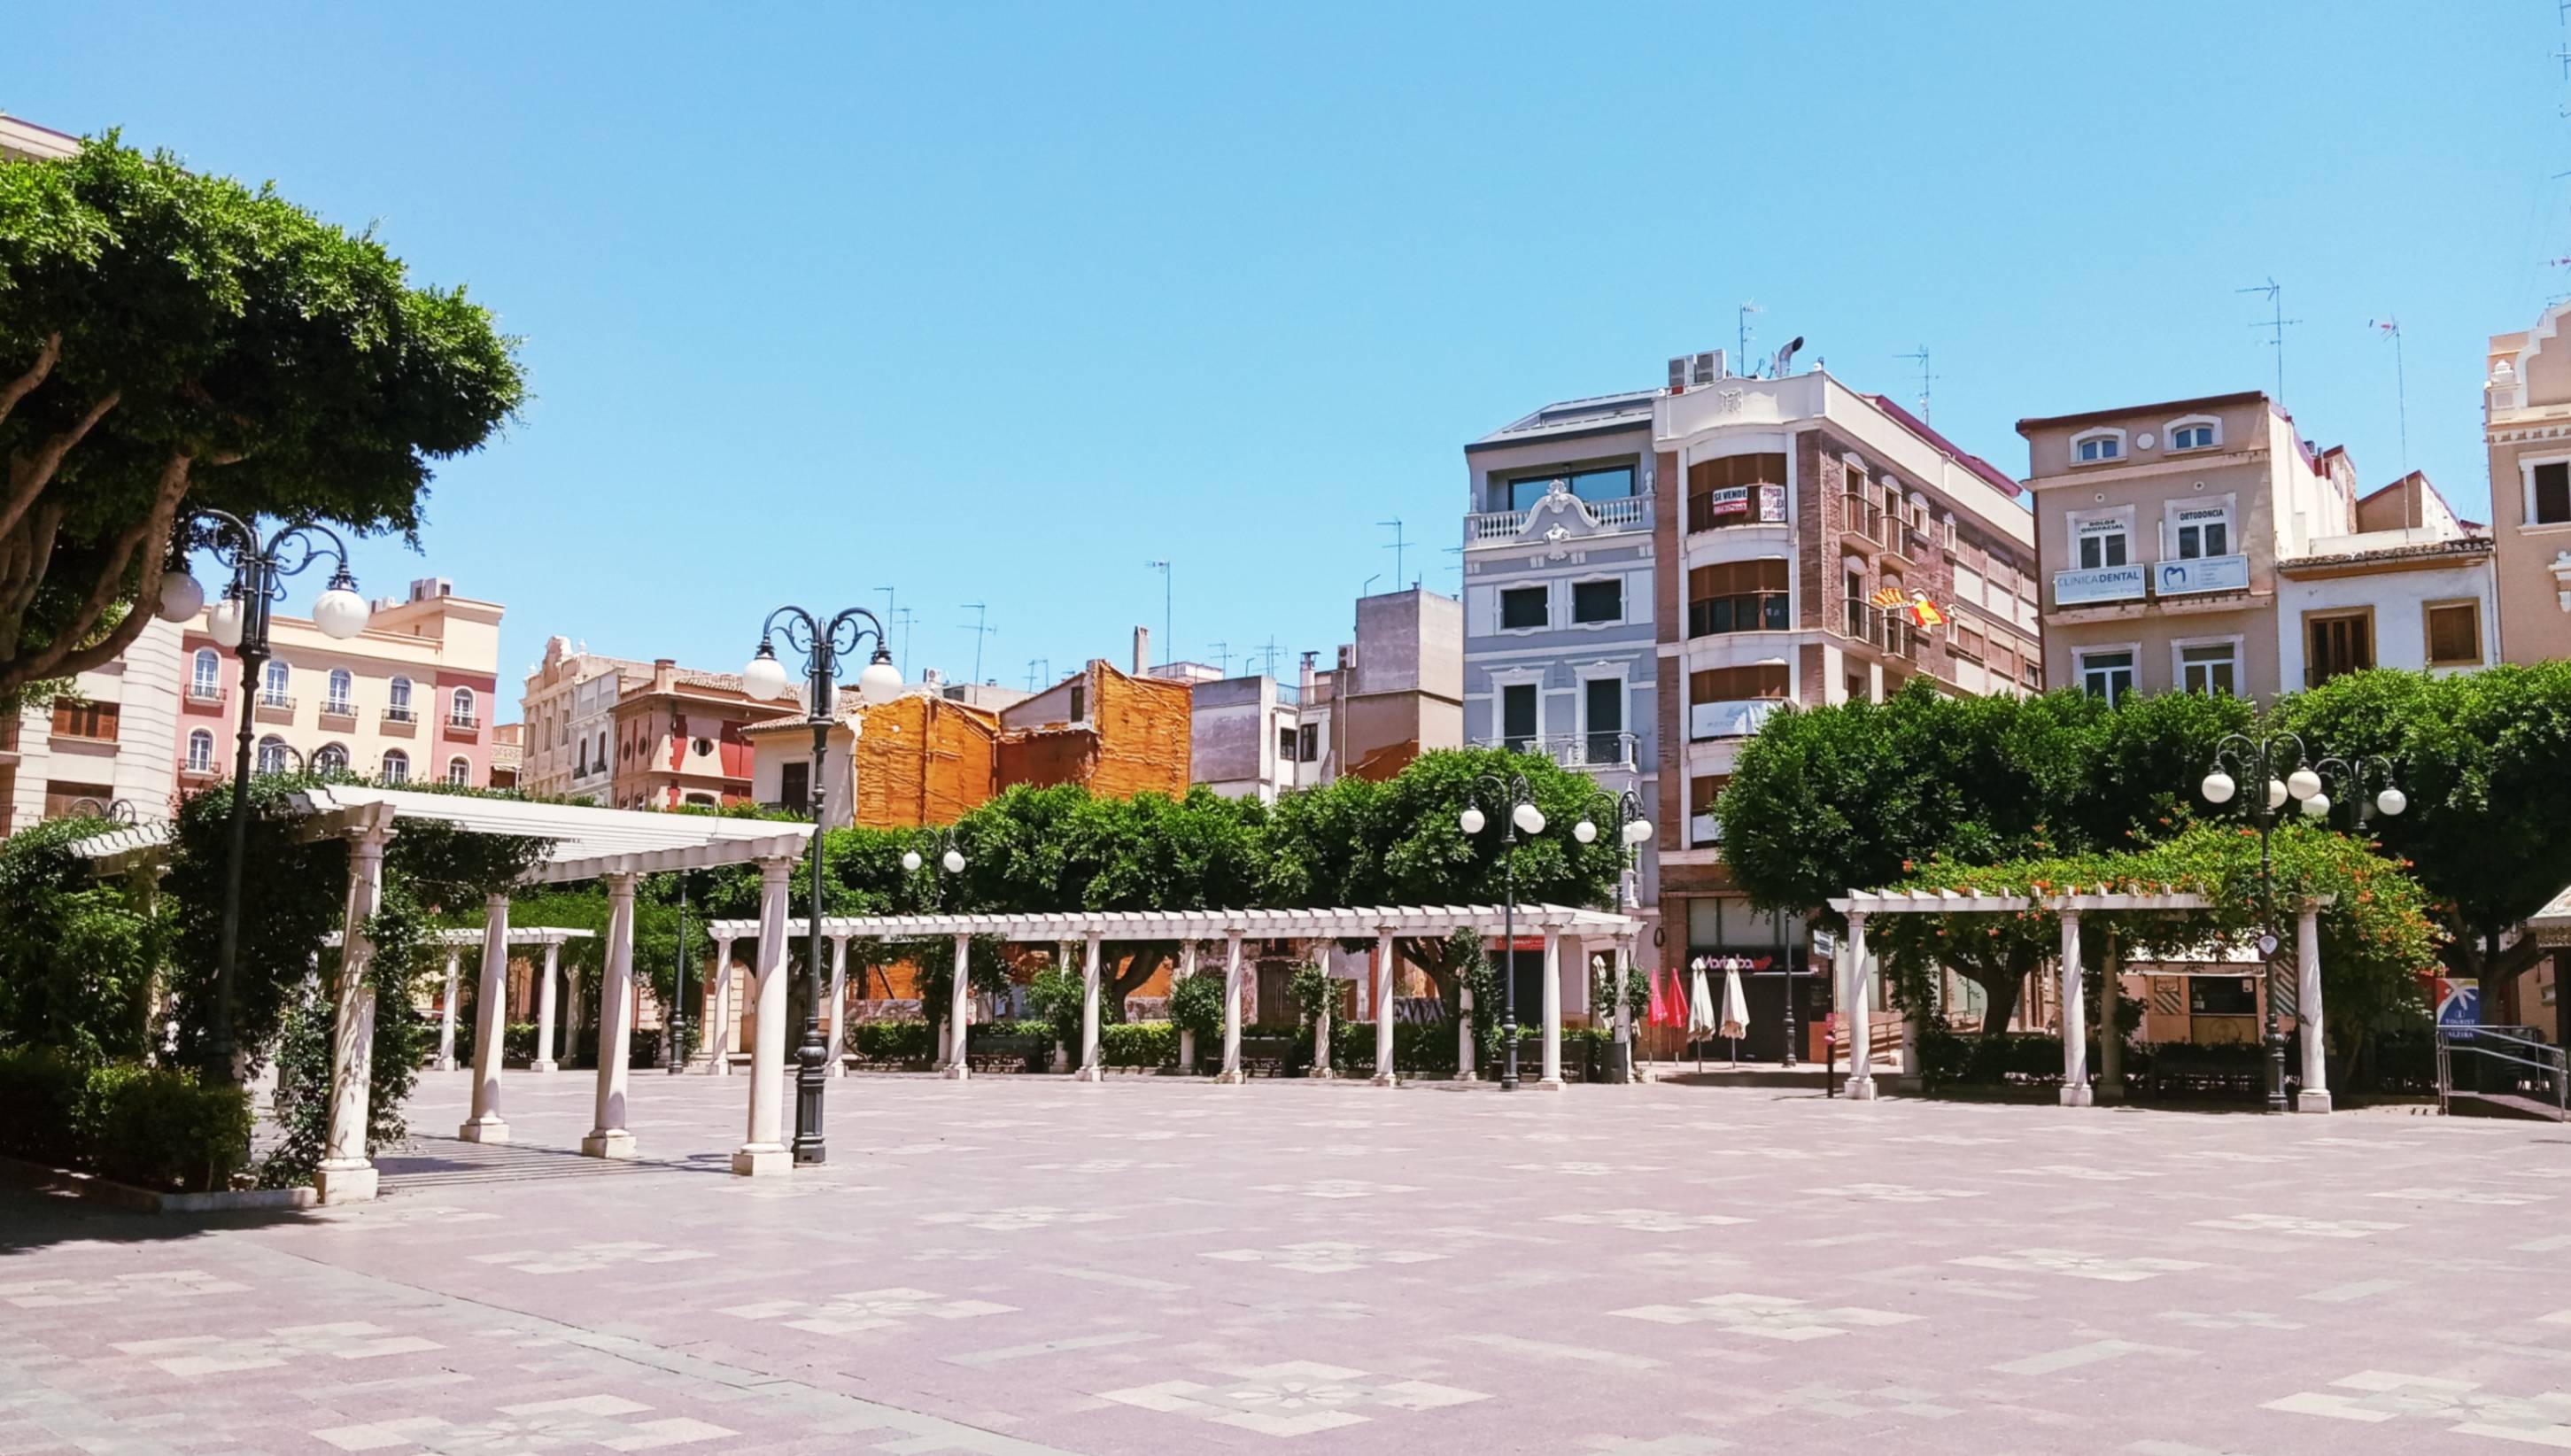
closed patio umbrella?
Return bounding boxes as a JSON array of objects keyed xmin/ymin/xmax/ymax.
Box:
[
  {"xmin": 1686, "ymin": 961, "xmax": 1717, "ymax": 1072},
  {"xmin": 1720, "ymin": 963, "xmax": 1751, "ymax": 1067}
]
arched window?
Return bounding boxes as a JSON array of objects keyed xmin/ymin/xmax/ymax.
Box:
[
  {"xmin": 450, "ymin": 685, "xmax": 476, "ymax": 727},
  {"xmin": 186, "ymin": 729, "xmax": 215, "ymax": 774},
  {"xmin": 380, "ymin": 748, "xmax": 410, "ymax": 785},
  {"xmin": 261, "ymin": 659, "xmax": 290, "ymax": 707},
  {"xmin": 387, "ymin": 676, "xmax": 413, "ymax": 721},
  {"xmin": 446, "ymin": 755, "xmax": 471, "ymax": 786},
  {"xmin": 190, "ymin": 649, "xmax": 221, "ymax": 700},
  {"xmin": 256, "ymin": 736, "xmax": 289, "ymax": 775},
  {"xmin": 2070, "ymin": 427, "xmax": 2126, "ymax": 464},
  {"xmin": 314, "ymin": 743, "xmax": 349, "ymax": 775},
  {"xmin": 326, "ymin": 667, "xmax": 353, "ymax": 713}
]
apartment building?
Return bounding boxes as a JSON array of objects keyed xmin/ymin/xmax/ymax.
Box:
[
  {"xmin": 606, "ymin": 660, "xmax": 771, "ymax": 810},
  {"xmin": 1, "ymin": 618, "xmax": 184, "ymax": 834},
  {"xmin": 519, "ymin": 638, "xmax": 654, "ymax": 803},
  {"xmin": 1330, "ymin": 586, "xmax": 1463, "ymax": 782},
  {"xmin": 0, "ymin": 114, "xmax": 78, "ymax": 163},
  {"xmin": 180, "ymin": 577, "xmax": 503, "ymax": 789},
  {"xmin": 2483, "ymin": 303, "xmax": 2571, "ymax": 663},
  {"xmin": 2023, "ymin": 392, "xmax": 2490, "ymax": 700}
]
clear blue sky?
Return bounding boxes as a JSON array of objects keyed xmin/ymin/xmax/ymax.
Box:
[{"xmin": 10, "ymin": 3, "xmax": 2564, "ymax": 702}]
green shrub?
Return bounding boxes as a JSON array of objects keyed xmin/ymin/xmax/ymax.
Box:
[
  {"xmin": 1166, "ymin": 972, "xmax": 1222, "ymax": 1045},
  {"xmin": 849, "ymin": 1019, "xmax": 932, "ymax": 1065},
  {"xmin": 1102, "ymin": 1020, "xmax": 1175, "ymax": 1067},
  {"xmin": 91, "ymin": 1069, "xmax": 252, "ymax": 1193},
  {"xmin": 0, "ymin": 1045, "xmax": 89, "ymax": 1165}
]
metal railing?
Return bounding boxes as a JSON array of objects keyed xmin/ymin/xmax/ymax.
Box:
[
  {"xmin": 2435, "ymin": 1024, "xmax": 2569, "ymax": 1119},
  {"xmin": 1473, "ymin": 731, "xmax": 1640, "ymax": 771},
  {"xmin": 382, "ymin": 705, "xmax": 417, "ymax": 724},
  {"xmin": 1466, "ymin": 493, "xmax": 1653, "ymax": 543},
  {"xmin": 1839, "ymin": 495, "xmax": 1883, "ymax": 546},
  {"xmin": 1686, "ymin": 591, "xmax": 1790, "ymax": 639},
  {"xmin": 321, "ymin": 698, "xmax": 357, "ymax": 718}
]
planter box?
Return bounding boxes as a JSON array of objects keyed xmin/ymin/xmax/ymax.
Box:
[{"xmin": 0, "ymin": 1154, "xmax": 316, "ymax": 1214}]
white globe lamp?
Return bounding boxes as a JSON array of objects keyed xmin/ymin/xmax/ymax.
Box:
[
  {"xmin": 1623, "ymin": 817, "xmax": 1653, "ymax": 845},
  {"xmin": 207, "ymin": 595, "xmax": 245, "ymax": 649},
  {"xmin": 1459, "ymin": 806, "xmax": 1486, "ymax": 835},
  {"xmin": 1572, "ymin": 819, "xmax": 1598, "ymax": 844},
  {"xmin": 2301, "ymin": 792, "xmax": 2331, "ymax": 819},
  {"xmin": 310, "ymin": 574, "xmax": 371, "ymax": 640},
  {"xmin": 2376, "ymin": 786, "xmax": 2407, "ymax": 817},
  {"xmin": 1513, "ymin": 802, "xmax": 1546, "ymax": 836},
  {"xmin": 902, "ymin": 849, "xmax": 923, "ymax": 872},
  {"xmin": 742, "ymin": 646, "xmax": 793, "ymax": 701},
  {"xmin": 857, "ymin": 650, "xmax": 903, "ymax": 705},
  {"xmin": 2199, "ymin": 771, "xmax": 2235, "ymax": 805},
  {"xmin": 2265, "ymin": 778, "xmax": 2288, "ymax": 811},
  {"xmin": 941, "ymin": 848, "xmax": 965, "ymax": 874},
  {"xmin": 2286, "ymin": 767, "xmax": 2322, "ymax": 802},
  {"xmin": 156, "ymin": 569, "xmax": 205, "ymax": 623}
]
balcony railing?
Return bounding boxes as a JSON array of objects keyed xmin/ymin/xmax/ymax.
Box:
[
  {"xmin": 321, "ymin": 698, "xmax": 357, "ymax": 720},
  {"xmin": 1689, "ymin": 697, "xmax": 1785, "ymax": 740},
  {"xmin": 1473, "ymin": 731, "xmax": 1641, "ymax": 771},
  {"xmin": 445, "ymin": 713, "xmax": 482, "ymax": 736},
  {"xmin": 1687, "ymin": 591, "xmax": 1791, "ymax": 639},
  {"xmin": 186, "ymin": 684, "xmax": 225, "ymax": 706},
  {"xmin": 1839, "ymin": 603, "xmax": 1918, "ymax": 657},
  {"xmin": 1466, "ymin": 493, "xmax": 1653, "ymax": 543},
  {"xmin": 382, "ymin": 705, "xmax": 417, "ymax": 724},
  {"xmin": 1840, "ymin": 495, "xmax": 1883, "ymax": 548}
]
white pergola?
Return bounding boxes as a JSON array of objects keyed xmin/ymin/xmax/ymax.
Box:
[
  {"xmin": 701, "ymin": 904, "xmax": 1646, "ymax": 1099},
  {"xmin": 321, "ymin": 923, "xmax": 594, "ymax": 1073},
  {"xmin": 1826, "ymin": 886, "xmax": 2340, "ymax": 1112}
]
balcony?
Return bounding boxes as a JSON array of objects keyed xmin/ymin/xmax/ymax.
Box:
[
  {"xmin": 381, "ymin": 705, "xmax": 418, "ymax": 736},
  {"xmin": 1474, "ymin": 731, "xmax": 1640, "ymax": 772},
  {"xmin": 253, "ymin": 693, "xmax": 295, "ymax": 724},
  {"xmin": 1466, "ymin": 493, "xmax": 1653, "ymax": 545},
  {"xmin": 319, "ymin": 698, "xmax": 358, "ymax": 724},
  {"xmin": 1839, "ymin": 496, "xmax": 1884, "ymax": 552},
  {"xmin": 1686, "ymin": 591, "xmax": 1791, "ymax": 639},
  {"xmin": 184, "ymin": 684, "xmax": 226, "ymax": 709},
  {"xmin": 1690, "ymin": 697, "xmax": 1785, "ymax": 741},
  {"xmin": 444, "ymin": 713, "xmax": 482, "ymax": 740}
]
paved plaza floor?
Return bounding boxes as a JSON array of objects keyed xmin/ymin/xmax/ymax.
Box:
[{"xmin": 4, "ymin": 1070, "xmax": 2570, "ymax": 1454}]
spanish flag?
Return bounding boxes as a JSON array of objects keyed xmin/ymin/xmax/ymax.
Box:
[
  {"xmin": 1868, "ymin": 585, "xmax": 1906, "ymax": 609},
  {"xmin": 1908, "ymin": 593, "xmax": 1948, "ymax": 629}
]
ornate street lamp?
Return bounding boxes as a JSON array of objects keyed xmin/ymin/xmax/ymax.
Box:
[
  {"xmin": 160, "ymin": 511, "xmax": 370, "ymax": 1085},
  {"xmin": 1460, "ymin": 772, "xmax": 1548, "ymax": 1090},
  {"xmin": 2200, "ymin": 732, "xmax": 2404, "ymax": 1112},
  {"xmin": 743, "ymin": 605, "xmax": 902, "ymax": 1165},
  {"xmin": 1573, "ymin": 791, "xmax": 1653, "ymax": 1084}
]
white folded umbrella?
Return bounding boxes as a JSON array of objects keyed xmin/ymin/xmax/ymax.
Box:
[
  {"xmin": 1719, "ymin": 965, "xmax": 1750, "ymax": 1041},
  {"xmin": 1686, "ymin": 968, "xmax": 1717, "ymax": 1039}
]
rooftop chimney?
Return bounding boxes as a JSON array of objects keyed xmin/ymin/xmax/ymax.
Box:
[
  {"xmin": 1298, "ymin": 650, "xmax": 1316, "ymax": 699},
  {"xmin": 653, "ymin": 657, "xmax": 676, "ymax": 693},
  {"xmin": 1133, "ymin": 625, "xmax": 1151, "ymax": 676}
]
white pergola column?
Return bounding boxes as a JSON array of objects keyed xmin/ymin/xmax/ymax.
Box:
[
  {"xmin": 1074, "ymin": 931, "xmax": 1105, "ymax": 1083},
  {"xmin": 1537, "ymin": 925, "xmax": 1565, "ymax": 1089},
  {"xmin": 433, "ymin": 949, "xmax": 461, "ymax": 1072},
  {"xmin": 314, "ymin": 821, "xmax": 393, "ymax": 1204},
  {"xmin": 530, "ymin": 941, "xmax": 561, "ymax": 1073},
  {"xmin": 1844, "ymin": 910, "xmax": 1878, "ymax": 1101},
  {"xmin": 1311, "ymin": 941, "xmax": 1335, "ymax": 1080},
  {"xmin": 826, "ymin": 934, "xmax": 849, "ymax": 1078},
  {"xmin": 2296, "ymin": 902, "xmax": 2330, "ymax": 1113},
  {"xmin": 1456, "ymin": 982, "xmax": 1476, "ymax": 1081},
  {"xmin": 734, "ymin": 856, "xmax": 795, "ymax": 1175},
  {"xmin": 1371, "ymin": 927, "xmax": 1398, "ymax": 1087},
  {"xmin": 459, "ymin": 892, "xmax": 513, "ymax": 1143},
  {"xmin": 581, "ymin": 872, "xmax": 640, "ymax": 1159},
  {"xmin": 943, "ymin": 933, "xmax": 972, "ymax": 1080},
  {"xmin": 1613, "ymin": 934, "xmax": 1635, "ymax": 1083},
  {"xmin": 1216, "ymin": 929, "xmax": 1246, "ymax": 1084},
  {"xmin": 707, "ymin": 934, "xmax": 737, "ymax": 1075},
  {"xmin": 2058, "ymin": 907, "xmax": 2091, "ymax": 1107},
  {"xmin": 1176, "ymin": 941, "xmax": 1198, "ymax": 1071}
]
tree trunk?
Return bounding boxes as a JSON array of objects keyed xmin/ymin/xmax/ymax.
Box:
[{"xmin": 1974, "ymin": 970, "xmax": 2022, "ymax": 1036}]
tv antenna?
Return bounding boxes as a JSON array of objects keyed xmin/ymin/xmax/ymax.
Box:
[
  {"xmin": 1144, "ymin": 560, "xmax": 1173, "ymax": 668},
  {"xmin": 1025, "ymin": 657, "xmax": 1049, "ymax": 691},
  {"xmin": 1443, "ymin": 544, "xmax": 1465, "ymax": 585},
  {"xmin": 957, "ymin": 603, "xmax": 994, "ymax": 685},
  {"xmin": 889, "ymin": 607, "xmax": 918, "ymax": 677},
  {"xmin": 2238, "ymin": 277, "xmax": 2300, "ymax": 406},
  {"xmin": 2371, "ymin": 317, "xmax": 2409, "ymax": 469},
  {"xmin": 1739, "ymin": 301, "xmax": 1763, "ymax": 375},
  {"xmin": 1895, "ymin": 345, "xmax": 1940, "ymax": 421},
  {"xmin": 1209, "ymin": 640, "xmax": 1232, "ymax": 675},
  {"xmin": 1379, "ymin": 517, "xmax": 1411, "ymax": 587},
  {"xmin": 1253, "ymin": 635, "xmax": 1283, "ymax": 680},
  {"xmin": 1362, "ymin": 572, "xmax": 1382, "ymax": 599}
]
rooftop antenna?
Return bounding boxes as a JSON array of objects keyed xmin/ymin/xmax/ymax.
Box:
[
  {"xmin": 958, "ymin": 603, "xmax": 994, "ymax": 686},
  {"xmin": 1362, "ymin": 572, "xmax": 1382, "ymax": 599},
  {"xmin": 1895, "ymin": 345, "xmax": 1939, "ymax": 421},
  {"xmin": 2371, "ymin": 317, "xmax": 2409, "ymax": 470},
  {"xmin": 1378, "ymin": 518, "xmax": 1411, "ymax": 587},
  {"xmin": 2238, "ymin": 277, "xmax": 2299, "ymax": 407},
  {"xmin": 1209, "ymin": 640, "xmax": 1232, "ymax": 675},
  {"xmin": 890, "ymin": 607, "xmax": 918, "ymax": 678},
  {"xmin": 1025, "ymin": 656, "xmax": 1049, "ymax": 692},
  {"xmin": 1739, "ymin": 301, "xmax": 1763, "ymax": 376},
  {"xmin": 1443, "ymin": 544, "xmax": 1465, "ymax": 585},
  {"xmin": 1144, "ymin": 560, "xmax": 1173, "ymax": 669},
  {"xmin": 1255, "ymin": 635, "xmax": 1282, "ymax": 679}
]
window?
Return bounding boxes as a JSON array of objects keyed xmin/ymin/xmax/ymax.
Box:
[
  {"xmin": 1499, "ymin": 682, "xmax": 1538, "ymax": 752},
  {"xmin": 1571, "ymin": 578, "xmax": 1622, "ymax": 625},
  {"xmin": 314, "ymin": 743, "xmax": 349, "ymax": 775},
  {"xmin": 325, "ymin": 668, "xmax": 354, "ymax": 713},
  {"xmin": 446, "ymin": 756, "xmax": 472, "ymax": 786},
  {"xmin": 1278, "ymin": 726, "xmax": 1297, "ymax": 763},
  {"xmin": 449, "ymin": 686, "xmax": 476, "ymax": 726},
  {"xmin": 2078, "ymin": 649, "xmax": 2135, "ymax": 705},
  {"xmin": 261, "ymin": 660, "xmax": 290, "ymax": 707},
  {"xmin": 778, "ymin": 760, "xmax": 810, "ymax": 813},
  {"xmin": 380, "ymin": 748, "xmax": 410, "ymax": 785},
  {"xmin": 2168, "ymin": 418, "xmax": 2219, "ymax": 452},
  {"xmin": 387, "ymin": 676, "xmax": 413, "ymax": 720},
  {"xmin": 1068, "ymin": 684, "xmax": 1087, "ymax": 721},
  {"xmin": 43, "ymin": 781, "xmax": 113, "ymax": 821},
  {"xmin": 1583, "ymin": 678, "xmax": 1623, "ymax": 764},
  {"xmin": 2179, "ymin": 641, "xmax": 2238, "ymax": 697},
  {"xmin": 1689, "ymin": 663, "xmax": 1790, "ymax": 702},
  {"xmin": 1297, "ymin": 722, "xmax": 1319, "ymax": 763},
  {"xmin": 1686, "ymin": 453, "xmax": 1787, "ymax": 531},
  {"xmin": 2172, "ymin": 504, "xmax": 2231, "ymax": 560},
  {"xmin": 1685, "ymin": 559, "xmax": 1790, "ymax": 639},
  {"xmin": 185, "ymin": 728, "xmax": 215, "ymax": 773},
  {"xmin": 256, "ymin": 736, "xmax": 290, "ymax": 775},
  {"xmin": 2071, "ymin": 429, "xmax": 2125, "ymax": 464},
  {"xmin": 50, "ymin": 699, "xmax": 119, "ymax": 741},
  {"xmin": 2425, "ymin": 600, "xmax": 2482, "ymax": 668},
  {"xmin": 2531, "ymin": 461, "xmax": 2571, "ymax": 525},
  {"xmin": 1689, "ymin": 774, "xmax": 1727, "ymax": 848},
  {"xmin": 2189, "ymin": 976, "xmax": 2258, "ymax": 1016},
  {"xmin": 1498, "ymin": 585, "xmax": 1548, "ymax": 631},
  {"xmin": 2306, "ymin": 611, "xmax": 2373, "ymax": 685},
  {"xmin": 2073, "ymin": 513, "xmax": 2130, "ymax": 569},
  {"xmin": 190, "ymin": 648, "xmax": 221, "ymax": 700},
  {"xmin": 1506, "ymin": 464, "xmax": 1635, "ymax": 512}
]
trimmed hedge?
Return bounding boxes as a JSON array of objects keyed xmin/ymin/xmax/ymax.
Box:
[
  {"xmin": 1102, "ymin": 1020, "xmax": 1176, "ymax": 1068},
  {"xmin": 0, "ymin": 1048, "xmax": 252, "ymax": 1192}
]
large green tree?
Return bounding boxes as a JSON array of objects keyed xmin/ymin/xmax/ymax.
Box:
[{"xmin": 0, "ymin": 136, "xmax": 523, "ymax": 700}]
